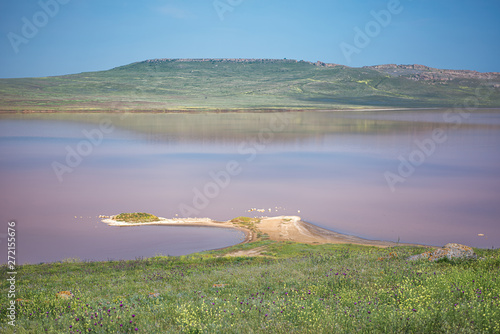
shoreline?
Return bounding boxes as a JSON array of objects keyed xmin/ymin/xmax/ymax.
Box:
[
  {"xmin": 0, "ymin": 107, "xmax": 462, "ymax": 115},
  {"xmin": 101, "ymin": 215, "xmax": 420, "ymax": 249},
  {"xmin": 102, "ymin": 217, "xmax": 256, "ymax": 244},
  {"xmin": 2, "ymin": 107, "xmax": 500, "ymax": 115}
]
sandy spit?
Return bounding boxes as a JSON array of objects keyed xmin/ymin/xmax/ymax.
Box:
[{"xmin": 102, "ymin": 215, "xmax": 410, "ymax": 248}]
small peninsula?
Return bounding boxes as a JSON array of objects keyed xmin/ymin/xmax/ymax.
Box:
[{"xmin": 101, "ymin": 213, "xmax": 403, "ymax": 248}]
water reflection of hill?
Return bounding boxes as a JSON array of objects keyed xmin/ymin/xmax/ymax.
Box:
[{"xmin": 2, "ymin": 110, "xmax": 500, "ymax": 146}]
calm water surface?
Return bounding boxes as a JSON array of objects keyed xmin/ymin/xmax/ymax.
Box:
[{"xmin": 1, "ymin": 110, "xmax": 499, "ymax": 264}]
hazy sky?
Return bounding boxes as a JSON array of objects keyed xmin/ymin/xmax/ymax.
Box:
[{"xmin": 1, "ymin": 0, "xmax": 499, "ymax": 78}]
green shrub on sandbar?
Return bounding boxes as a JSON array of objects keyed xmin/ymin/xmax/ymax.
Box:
[{"xmin": 114, "ymin": 212, "xmax": 159, "ymax": 223}]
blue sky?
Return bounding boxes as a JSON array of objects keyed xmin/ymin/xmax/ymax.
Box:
[{"xmin": 0, "ymin": 0, "xmax": 499, "ymax": 78}]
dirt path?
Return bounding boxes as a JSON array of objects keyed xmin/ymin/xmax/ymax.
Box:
[{"xmin": 225, "ymin": 246, "xmax": 268, "ymax": 257}]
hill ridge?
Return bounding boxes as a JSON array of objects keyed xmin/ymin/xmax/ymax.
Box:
[
  {"xmin": 1, "ymin": 58, "xmax": 499, "ymax": 112},
  {"xmin": 122, "ymin": 58, "xmax": 500, "ymax": 84},
  {"xmin": 130, "ymin": 58, "xmax": 345, "ymax": 68},
  {"xmin": 134, "ymin": 58, "xmax": 499, "ymax": 75}
]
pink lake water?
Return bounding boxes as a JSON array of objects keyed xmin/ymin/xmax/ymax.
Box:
[{"xmin": 1, "ymin": 110, "xmax": 499, "ymax": 264}]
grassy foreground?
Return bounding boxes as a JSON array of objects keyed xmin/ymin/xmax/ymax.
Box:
[{"xmin": 1, "ymin": 242, "xmax": 499, "ymax": 333}]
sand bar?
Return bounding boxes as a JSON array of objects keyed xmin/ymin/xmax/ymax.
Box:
[{"xmin": 102, "ymin": 215, "xmax": 408, "ymax": 248}]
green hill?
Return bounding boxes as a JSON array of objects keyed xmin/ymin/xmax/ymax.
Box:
[{"xmin": 1, "ymin": 59, "xmax": 499, "ymax": 112}]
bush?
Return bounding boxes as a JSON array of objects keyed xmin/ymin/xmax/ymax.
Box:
[{"xmin": 114, "ymin": 212, "xmax": 159, "ymax": 223}]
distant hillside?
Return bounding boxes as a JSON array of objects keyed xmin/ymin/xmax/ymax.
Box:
[
  {"xmin": 0, "ymin": 58, "xmax": 499, "ymax": 112},
  {"xmin": 366, "ymin": 64, "xmax": 500, "ymax": 82}
]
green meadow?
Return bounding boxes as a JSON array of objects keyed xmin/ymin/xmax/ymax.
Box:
[{"xmin": 1, "ymin": 242, "xmax": 499, "ymax": 333}]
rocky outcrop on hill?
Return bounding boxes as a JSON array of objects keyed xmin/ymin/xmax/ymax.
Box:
[
  {"xmin": 366, "ymin": 64, "xmax": 500, "ymax": 83},
  {"xmin": 145, "ymin": 58, "xmax": 300, "ymax": 64},
  {"xmin": 408, "ymin": 243, "xmax": 477, "ymax": 262},
  {"xmin": 142, "ymin": 58, "xmax": 344, "ymax": 67}
]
